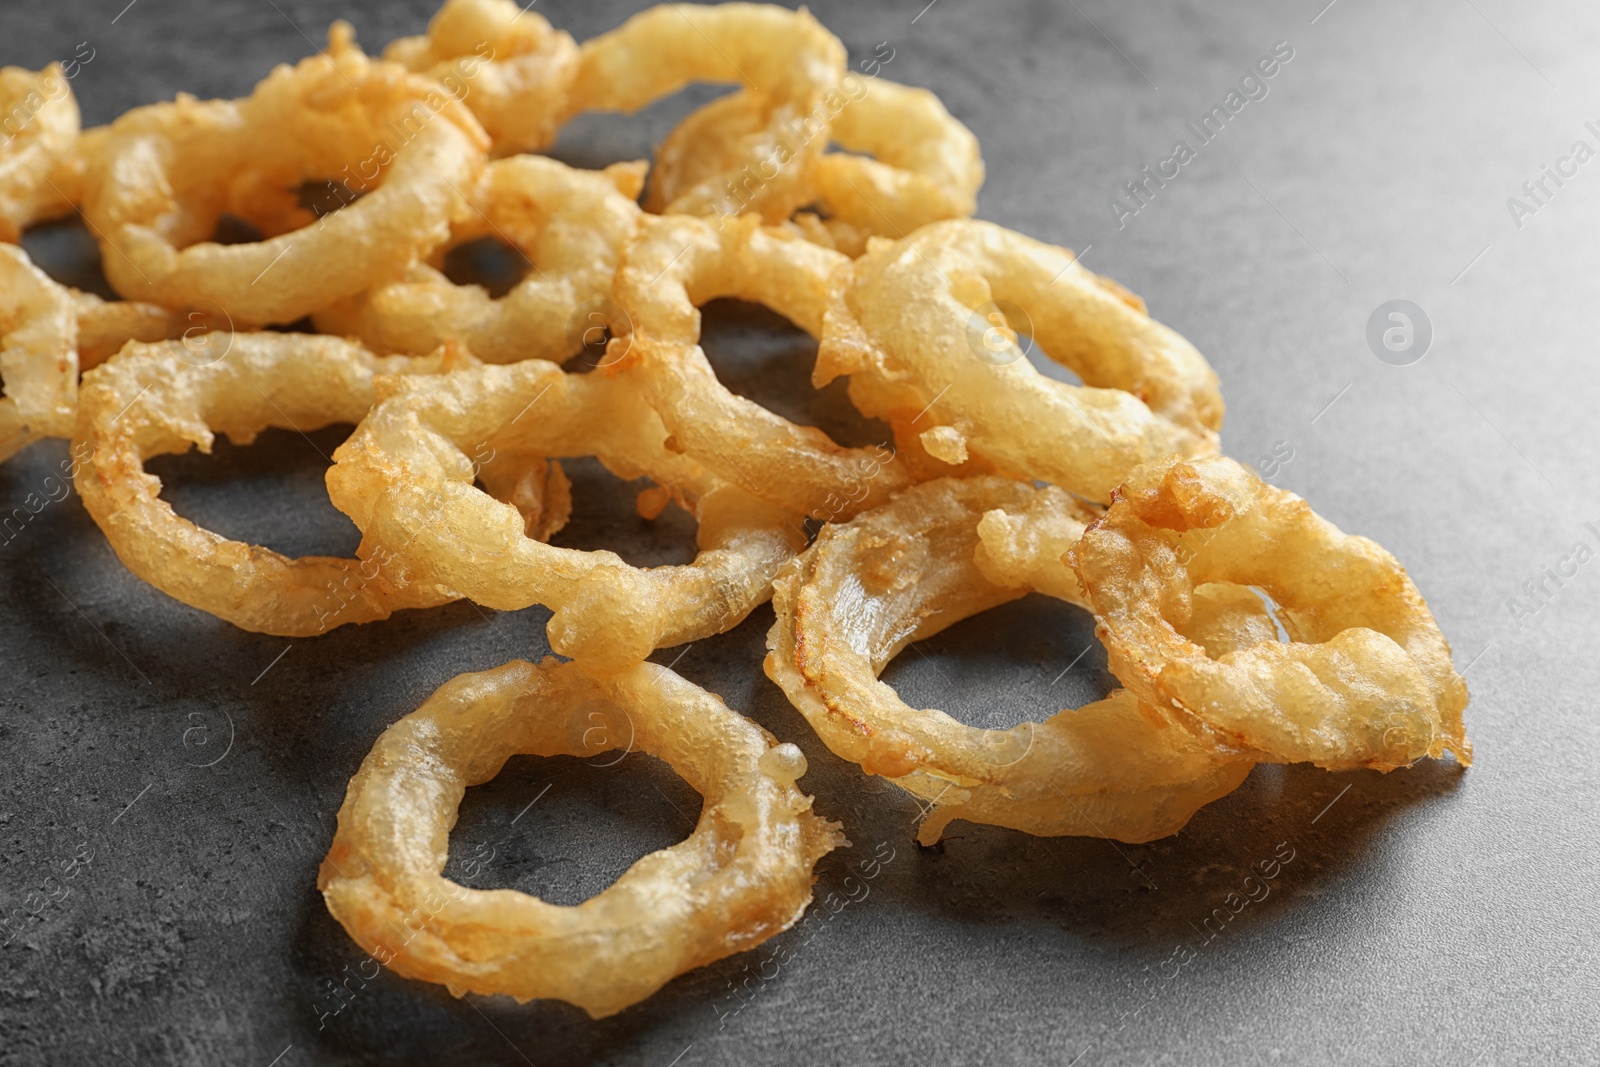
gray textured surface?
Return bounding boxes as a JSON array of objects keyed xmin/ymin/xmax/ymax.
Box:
[{"xmin": 3, "ymin": 1, "xmax": 1598, "ymax": 1064}]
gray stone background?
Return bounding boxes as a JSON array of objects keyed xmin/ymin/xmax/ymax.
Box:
[{"xmin": 2, "ymin": 0, "xmax": 1597, "ymax": 1064}]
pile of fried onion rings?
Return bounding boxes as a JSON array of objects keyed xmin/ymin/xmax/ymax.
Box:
[{"xmin": 0, "ymin": 0, "xmax": 1470, "ymax": 1018}]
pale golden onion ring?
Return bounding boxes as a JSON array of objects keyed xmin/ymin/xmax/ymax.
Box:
[
  {"xmin": 382, "ymin": 0, "xmax": 579, "ymax": 157},
  {"xmin": 1177, "ymin": 582, "xmax": 1285, "ymax": 658},
  {"xmin": 325, "ymin": 359, "xmax": 807, "ymax": 672},
  {"xmin": 73, "ymin": 333, "xmax": 472, "ymax": 635},
  {"xmin": 765, "ymin": 475, "xmax": 1252, "ymax": 845},
  {"xmin": 613, "ymin": 213, "xmax": 908, "ymax": 520},
  {"xmin": 314, "ymin": 155, "xmax": 644, "ymax": 364},
  {"xmin": 78, "ymin": 26, "xmax": 488, "ymax": 325},
  {"xmin": 319, "ymin": 657, "xmax": 843, "ymax": 1018},
  {"xmin": 810, "ymin": 78, "xmax": 983, "ymax": 249},
  {"xmin": 474, "ymin": 445, "xmax": 572, "ymax": 543},
  {"xmin": 0, "ymin": 64, "xmax": 80, "ymax": 242},
  {"xmin": 564, "ymin": 3, "xmax": 845, "ymax": 221},
  {"xmin": 817, "ymin": 219, "xmax": 1223, "ymax": 502},
  {"xmin": 1, "ymin": 244, "xmax": 205, "ymax": 463},
  {"xmin": 1068, "ymin": 455, "xmax": 1472, "ymax": 771},
  {"xmin": 0, "ymin": 244, "xmax": 78, "ymax": 462},
  {"xmin": 70, "ymin": 290, "xmax": 197, "ymax": 372},
  {"xmin": 651, "ymin": 78, "xmax": 983, "ymax": 255}
]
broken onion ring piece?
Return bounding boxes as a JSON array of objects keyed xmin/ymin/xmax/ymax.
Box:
[
  {"xmin": 817, "ymin": 219, "xmax": 1223, "ymax": 502},
  {"xmin": 1068, "ymin": 455, "xmax": 1472, "ymax": 771},
  {"xmin": 326, "ymin": 358, "xmax": 808, "ymax": 672},
  {"xmin": 319, "ymin": 657, "xmax": 843, "ymax": 1018},
  {"xmin": 765, "ymin": 475, "xmax": 1252, "ymax": 845}
]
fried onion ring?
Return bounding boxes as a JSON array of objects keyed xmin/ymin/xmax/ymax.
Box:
[
  {"xmin": 809, "ymin": 78, "xmax": 983, "ymax": 250},
  {"xmin": 314, "ymin": 155, "xmax": 643, "ymax": 364},
  {"xmin": 817, "ymin": 220, "xmax": 1223, "ymax": 502},
  {"xmin": 0, "ymin": 244, "xmax": 77, "ymax": 462},
  {"xmin": 1068, "ymin": 455, "xmax": 1472, "ymax": 771},
  {"xmin": 613, "ymin": 213, "xmax": 908, "ymax": 520},
  {"xmin": 79, "ymin": 27, "xmax": 488, "ymax": 325},
  {"xmin": 326, "ymin": 359, "xmax": 807, "ymax": 672},
  {"xmin": 765, "ymin": 475, "xmax": 1252, "ymax": 845},
  {"xmin": 70, "ymin": 290, "xmax": 197, "ymax": 372},
  {"xmin": 651, "ymin": 78, "xmax": 983, "ymax": 255},
  {"xmin": 0, "ymin": 64, "xmax": 79, "ymax": 242},
  {"xmin": 73, "ymin": 333, "xmax": 473, "ymax": 635},
  {"xmin": 564, "ymin": 3, "xmax": 846, "ymax": 221},
  {"xmin": 383, "ymin": 0, "xmax": 579, "ymax": 157},
  {"xmin": 0, "ymin": 245, "xmax": 206, "ymax": 463},
  {"xmin": 319, "ymin": 657, "xmax": 842, "ymax": 1018}
]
